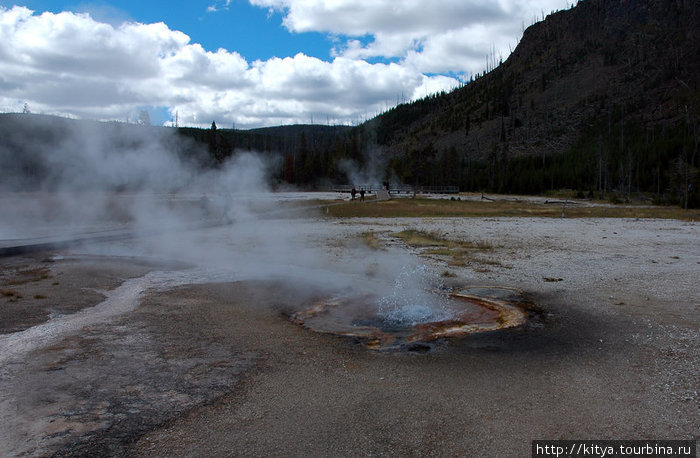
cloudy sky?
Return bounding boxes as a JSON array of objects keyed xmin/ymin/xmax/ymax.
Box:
[{"xmin": 0, "ymin": 0, "xmax": 576, "ymax": 128}]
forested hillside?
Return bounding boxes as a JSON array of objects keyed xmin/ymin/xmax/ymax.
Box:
[{"xmin": 367, "ymin": 0, "xmax": 699, "ymax": 207}]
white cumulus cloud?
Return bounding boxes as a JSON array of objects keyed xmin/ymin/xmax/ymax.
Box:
[
  {"xmin": 251, "ymin": 0, "xmax": 576, "ymax": 74},
  {"xmin": 0, "ymin": 1, "xmax": 576, "ymax": 128},
  {"xmin": 0, "ymin": 5, "xmax": 460, "ymax": 127}
]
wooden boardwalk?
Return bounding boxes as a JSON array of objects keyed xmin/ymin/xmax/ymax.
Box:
[{"xmin": 332, "ymin": 184, "xmax": 459, "ymax": 194}]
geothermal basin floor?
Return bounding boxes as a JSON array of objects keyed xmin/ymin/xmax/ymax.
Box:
[{"xmin": 0, "ymin": 216, "xmax": 698, "ymax": 456}]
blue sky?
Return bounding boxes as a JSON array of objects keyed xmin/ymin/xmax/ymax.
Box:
[
  {"xmin": 8, "ymin": 0, "xmax": 334, "ymax": 61},
  {"xmin": 0, "ymin": 0, "xmax": 575, "ymax": 127}
]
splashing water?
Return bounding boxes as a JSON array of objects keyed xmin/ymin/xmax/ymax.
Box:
[{"xmin": 377, "ymin": 264, "xmax": 456, "ymax": 326}]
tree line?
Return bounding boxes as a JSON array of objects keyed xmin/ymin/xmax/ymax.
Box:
[{"xmin": 183, "ymin": 106, "xmax": 698, "ymax": 209}]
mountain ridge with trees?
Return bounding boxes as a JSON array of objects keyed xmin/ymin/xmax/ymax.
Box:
[{"xmin": 366, "ymin": 0, "xmax": 699, "ymax": 206}]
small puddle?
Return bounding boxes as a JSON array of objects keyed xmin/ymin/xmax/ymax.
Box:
[{"xmin": 291, "ymin": 286, "xmax": 529, "ymax": 350}]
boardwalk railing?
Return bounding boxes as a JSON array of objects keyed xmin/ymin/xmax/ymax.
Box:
[
  {"xmin": 331, "ymin": 185, "xmax": 459, "ymax": 195},
  {"xmin": 416, "ymin": 186, "xmax": 459, "ymax": 194}
]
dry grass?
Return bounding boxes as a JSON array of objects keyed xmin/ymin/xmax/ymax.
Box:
[
  {"xmin": 1, "ymin": 289, "xmax": 19, "ymax": 297},
  {"xmin": 1, "ymin": 289, "xmax": 23, "ymax": 301},
  {"xmin": 393, "ymin": 230, "xmax": 445, "ymax": 247},
  {"xmin": 395, "ymin": 230, "xmax": 493, "ymax": 251},
  {"xmin": 393, "ymin": 229, "xmax": 505, "ymax": 270},
  {"xmin": 358, "ymin": 231, "xmax": 384, "ymax": 250},
  {"xmin": 6, "ymin": 267, "xmax": 52, "ymax": 285},
  {"xmin": 319, "ymin": 197, "xmax": 698, "ymax": 220}
]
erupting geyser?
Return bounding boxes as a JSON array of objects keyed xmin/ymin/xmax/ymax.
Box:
[{"xmin": 291, "ymin": 286, "xmax": 529, "ymax": 350}]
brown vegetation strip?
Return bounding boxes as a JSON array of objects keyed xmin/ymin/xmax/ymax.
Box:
[{"xmin": 317, "ymin": 198, "xmax": 698, "ymax": 220}]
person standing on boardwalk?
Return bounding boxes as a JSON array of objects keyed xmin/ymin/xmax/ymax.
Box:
[
  {"xmin": 351, "ymin": 186, "xmax": 357, "ymax": 200},
  {"xmin": 360, "ymin": 188, "xmax": 365, "ymax": 201}
]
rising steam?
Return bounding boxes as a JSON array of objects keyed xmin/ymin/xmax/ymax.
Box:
[{"xmin": 0, "ymin": 116, "xmax": 453, "ymax": 324}]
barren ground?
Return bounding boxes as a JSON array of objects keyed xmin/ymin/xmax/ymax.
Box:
[{"xmin": 0, "ymin": 215, "xmax": 698, "ymax": 456}]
